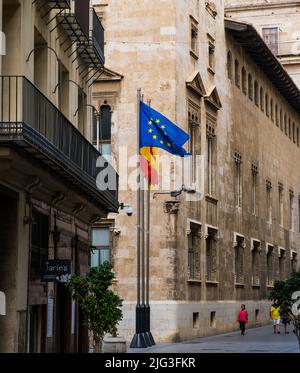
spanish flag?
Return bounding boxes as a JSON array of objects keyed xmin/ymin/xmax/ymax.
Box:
[{"xmin": 140, "ymin": 147, "xmax": 159, "ymax": 187}]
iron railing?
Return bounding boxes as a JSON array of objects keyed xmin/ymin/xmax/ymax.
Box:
[
  {"xmin": 92, "ymin": 8, "xmax": 105, "ymax": 63},
  {"xmin": 0, "ymin": 76, "xmax": 118, "ymax": 206}
]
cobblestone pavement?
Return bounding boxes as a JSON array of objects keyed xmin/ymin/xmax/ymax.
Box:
[{"xmin": 128, "ymin": 325, "xmax": 299, "ymax": 353}]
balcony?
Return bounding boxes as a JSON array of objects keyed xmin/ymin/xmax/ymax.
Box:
[
  {"xmin": 57, "ymin": 1, "xmax": 105, "ymax": 67},
  {"xmin": 47, "ymin": 0, "xmax": 71, "ymax": 9},
  {"xmin": 0, "ymin": 76, "xmax": 118, "ymax": 212}
]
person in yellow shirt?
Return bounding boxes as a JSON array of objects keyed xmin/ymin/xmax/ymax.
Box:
[{"xmin": 270, "ymin": 301, "xmax": 281, "ymax": 334}]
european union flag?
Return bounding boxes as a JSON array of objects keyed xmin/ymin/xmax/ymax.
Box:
[{"xmin": 140, "ymin": 102, "xmax": 191, "ymax": 157}]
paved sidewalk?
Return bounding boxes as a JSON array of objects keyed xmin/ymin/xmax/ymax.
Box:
[{"xmin": 128, "ymin": 325, "xmax": 299, "ymax": 353}]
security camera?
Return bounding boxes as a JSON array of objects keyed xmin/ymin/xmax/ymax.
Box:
[
  {"xmin": 119, "ymin": 203, "xmax": 133, "ymax": 217},
  {"xmin": 125, "ymin": 206, "xmax": 133, "ymax": 216}
]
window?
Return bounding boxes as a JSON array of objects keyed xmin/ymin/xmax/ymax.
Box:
[
  {"xmin": 206, "ymin": 227, "xmax": 218, "ymax": 281},
  {"xmin": 91, "ymin": 227, "xmax": 111, "ymax": 267},
  {"xmin": 266, "ymin": 245, "xmax": 274, "ymax": 287},
  {"xmin": 291, "ymin": 252, "xmax": 298, "ymax": 273},
  {"xmin": 242, "ymin": 67, "xmax": 247, "ymax": 95},
  {"xmin": 31, "ymin": 210, "xmax": 49, "ymax": 280},
  {"xmin": 100, "ymin": 104, "xmax": 112, "ymax": 156},
  {"xmin": 262, "ymin": 27, "xmax": 279, "ymax": 56},
  {"xmin": 260, "ymin": 87, "xmax": 264, "ymax": 111},
  {"xmin": 234, "ymin": 152, "xmax": 242, "ymax": 208},
  {"xmin": 292, "ymin": 122, "xmax": 296, "ymax": 143},
  {"xmin": 279, "ymin": 183, "xmax": 284, "ymax": 227},
  {"xmin": 190, "ymin": 16, "xmax": 199, "ymax": 57},
  {"xmin": 290, "ymin": 191, "xmax": 294, "ymax": 231},
  {"xmin": 207, "ymin": 115, "xmax": 216, "ymax": 195},
  {"xmin": 248, "ymin": 74, "xmax": 253, "ymax": 101},
  {"xmin": 193, "ymin": 313, "xmax": 200, "ymax": 329},
  {"xmin": 187, "ymin": 223, "xmax": 201, "ymax": 280},
  {"xmin": 188, "ymin": 103, "xmax": 200, "ymax": 184},
  {"xmin": 270, "ymin": 99, "xmax": 274, "ymax": 122},
  {"xmin": 266, "ymin": 179, "xmax": 272, "ymax": 223},
  {"xmin": 275, "ymin": 104, "xmax": 279, "ymax": 127},
  {"xmin": 284, "ymin": 114, "xmax": 287, "ymax": 135},
  {"xmin": 227, "ymin": 51, "xmax": 233, "ymax": 80},
  {"xmin": 235, "ymin": 59, "xmax": 240, "ymax": 88},
  {"xmin": 208, "ymin": 37, "xmax": 215, "ymax": 72},
  {"xmin": 265, "ymin": 93, "xmax": 269, "ymax": 117},
  {"xmin": 210, "ymin": 311, "xmax": 216, "ymax": 328},
  {"xmin": 251, "ymin": 164, "xmax": 258, "ymax": 215},
  {"xmin": 279, "ymin": 248, "xmax": 286, "ymax": 281},
  {"xmin": 234, "ymin": 235, "xmax": 244, "ymax": 284},
  {"xmin": 251, "ymin": 240, "xmax": 261, "ymax": 286},
  {"xmin": 254, "ymin": 81, "xmax": 259, "ymax": 106}
]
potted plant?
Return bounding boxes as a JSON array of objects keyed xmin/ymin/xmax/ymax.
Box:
[{"xmin": 66, "ymin": 262, "xmax": 123, "ymax": 353}]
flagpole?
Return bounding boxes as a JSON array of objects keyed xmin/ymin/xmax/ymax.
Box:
[
  {"xmin": 145, "ymin": 100, "xmax": 155, "ymax": 346},
  {"xmin": 130, "ymin": 89, "xmax": 148, "ymax": 348}
]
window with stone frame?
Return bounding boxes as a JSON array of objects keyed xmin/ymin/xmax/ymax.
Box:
[
  {"xmin": 251, "ymin": 240, "xmax": 261, "ymax": 286},
  {"xmin": 207, "ymin": 35, "xmax": 215, "ymax": 73},
  {"xmin": 266, "ymin": 244, "xmax": 274, "ymax": 287},
  {"xmin": 248, "ymin": 73, "xmax": 253, "ymax": 101},
  {"xmin": 91, "ymin": 226, "xmax": 112, "ymax": 267},
  {"xmin": 262, "ymin": 27, "xmax": 279, "ymax": 56},
  {"xmin": 260, "ymin": 87, "xmax": 264, "ymax": 112},
  {"xmin": 241, "ymin": 67, "xmax": 247, "ymax": 95},
  {"xmin": 251, "ymin": 164, "xmax": 258, "ymax": 216},
  {"xmin": 289, "ymin": 190, "xmax": 294, "ymax": 231},
  {"xmin": 234, "ymin": 152, "xmax": 242, "ymax": 208},
  {"xmin": 190, "ymin": 16, "xmax": 199, "ymax": 58},
  {"xmin": 266, "ymin": 179, "xmax": 272, "ymax": 224},
  {"xmin": 187, "ymin": 222, "xmax": 201, "ymax": 281},
  {"xmin": 188, "ymin": 101, "xmax": 201, "ymax": 184},
  {"xmin": 206, "ymin": 227, "xmax": 218, "ymax": 282},
  {"xmin": 278, "ymin": 247, "xmax": 286, "ymax": 281},
  {"xmin": 93, "ymin": 103, "xmax": 112, "ymax": 156},
  {"xmin": 227, "ymin": 51, "xmax": 233, "ymax": 80},
  {"xmin": 278, "ymin": 183, "xmax": 284, "ymax": 227},
  {"xmin": 235, "ymin": 59, "xmax": 240, "ymax": 88},
  {"xmin": 234, "ymin": 235, "xmax": 245, "ymax": 284},
  {"xmin": 207, "ymin": 114, "xmax": 216, "ymax": 195},
  {"xmin": 254, "ymin": 81, "xmax": 259, "ymax": 106},
  {"xmin": 291, "ymin": 251, "xmax": 298, "ymax": 273}
]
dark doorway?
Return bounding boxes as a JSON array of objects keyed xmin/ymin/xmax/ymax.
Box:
[{"xmin": 56, "ymin": 283, "xmax": 71, "ymax": 353}]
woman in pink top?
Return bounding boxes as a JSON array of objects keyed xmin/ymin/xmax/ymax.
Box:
[{"xmin": 237, "ymin": 304, "xmax": 248, "ymax": 336}]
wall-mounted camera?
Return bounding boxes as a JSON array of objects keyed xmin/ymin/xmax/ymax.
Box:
[{"xmin": 119, "ymin": 203, "xmax": 133, "ymax": 217}]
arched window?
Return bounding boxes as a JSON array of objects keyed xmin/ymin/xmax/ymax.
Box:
[
  {"xmin": 284, "ymin": 114, "xmax": 287, "ymax": 135},
  {"xmin": 248, "ymin": 74, "xmax": 253, "ymax": 101},
  {"xmin": 242, "ymin": 67, "xmax": 247, "ymax": 94},
  {"xmin": 275, "ymin": 104, "xmax": 278, "ymax": 126},
  {"xmin": 265, "ymin": 93, "xmax": 269, "ymax": 117},
  {"xmin": 227, "ymin": 51, "xmax": 233, "ymax": 80},
  {"xmin": 270, "ymin": 99, "xmax": 274, "ymax": 121},
  {"xmin": 254, "ymin": 81, "xmax": 259, "ymax": 106},
  {"xmin": 293, "ymin": 122, "xmax": 296, "ymax": 143},
  {"xmin": 235, "ymin": 59, "xmax": 240, "ymax": 88},
  {"xmin": 260, "ymin": 87, "xmax": 264, "ymax": 112}
]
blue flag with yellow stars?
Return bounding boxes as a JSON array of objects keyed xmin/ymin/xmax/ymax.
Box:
[{"xmin": 140, "ymin": 101, "xmax": 191, "ymax": 157}]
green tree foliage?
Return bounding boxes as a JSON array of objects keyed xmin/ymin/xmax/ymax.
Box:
[
  {"xmin": 269, "ymin": 270, "xmax": 300, "ymax": 348},
  {"xmin": 66, "ymin": 263, "xmax": 123, "ymax": 350}
]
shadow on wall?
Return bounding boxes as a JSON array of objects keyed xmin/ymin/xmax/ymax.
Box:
[{"xmin": 0, "ymin": 291, "xmax": 6, "ymax": 315}]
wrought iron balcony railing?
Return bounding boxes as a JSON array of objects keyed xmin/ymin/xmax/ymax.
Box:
[
  {"xmin": 47, "ymin": 0, "xmax": 71, "ymax": 9},
  {"xmin": 0, "ymin": 76, "xmax": 118, "ymax": 212}
]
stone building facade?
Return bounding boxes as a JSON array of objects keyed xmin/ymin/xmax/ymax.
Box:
[
  {"xmin": 92, "ymin": 0, "xmax": 300, "ymax": 343},
  {"xmin": 225, "ymin": 0, "xmax": 300, "ymax": 88},
  {"xmin": 0, "ymin": 0, "xmax": 118, "ymax": 353}
]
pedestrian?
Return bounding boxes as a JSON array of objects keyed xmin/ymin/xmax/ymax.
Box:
[
  {"xmin": 237, "ymin": 304, "xmax": 248, "ymax": 336},
  {"xmin": 280, "ymin": 310, "xmax": 291, "ymax": 334},
  {"xmin": 270, "ymin": 301, "xmax": 281, "ymax": 334}
]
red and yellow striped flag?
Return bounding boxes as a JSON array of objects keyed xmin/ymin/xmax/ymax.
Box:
[{"xmin": 140, "ymin": 147, "xmax": 159, "ymax": 188}]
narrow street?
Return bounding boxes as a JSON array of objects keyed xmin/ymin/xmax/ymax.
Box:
[{"xmin": 128, "ymin": 326, "xmax": 299, "ymax": 353}]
